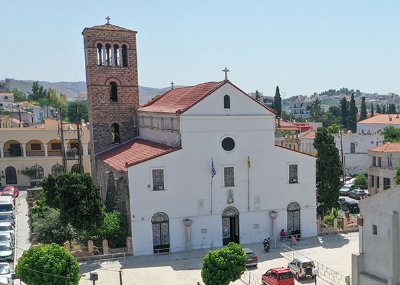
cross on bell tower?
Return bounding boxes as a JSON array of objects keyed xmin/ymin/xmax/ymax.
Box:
[
  {"xmin": 170, "ymin": 81, "xmax": 175, "ymax": 90},
  {"xmin": 222, "ymin": 67, "xmax": 229, "ymax": 81},
  {"xmin": 105, "ymin": 16, "xmax": 111, "ymax": 25}
]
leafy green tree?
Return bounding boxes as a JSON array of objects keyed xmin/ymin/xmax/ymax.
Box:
[
  {"xmin": 394, "ymin": 166, "xmax": 400, "ymax": 185},
  {"xmin": 67, "ymin": 100, "xmax": 89, "ymax": 122},
  {"xmin": 274, "ymin": 86, "xmax": 282, "ymax": 117},
  {"xmin": 376, "ymin": 104, "xmax": 381, "ymax": 114},
  {"xmin": 353, "ymin": 174, "xmax": 367, "ymax": 189},
  {"xmin": 360, "ymin": 97, "xmax": 367, "ymax": 121},
  {"xmin": 43, "ymin": 173, "xmax": 105, "ymax": 232},
  {"xmin": 383, "ymin": 126, "xmax": 400, "ymax": 143},
  {"xmin": 16, "ymin": 243, "xmax": 80, "ymax": 285},
  {"xmin": 314, "ymin": 128, "xmax": 342, "ymax": 219},
  {"xmin": 326, "ymin": 123, "xmax": 341, "ymax": 134},
  {"xmin": 201, "ymin": 242, "xmax": 246, "ymax": 285},
  {"xmin": 370, "ymin": 103, "xmax": 374, "ymax": 117},
  {"xmin": 340, "ymin": 97, "xmax": 349, "ymax": 129},
  {"xmin": 11, "ymin": 89, "xmax": 27, "ymax": 102},
  {"xmin": 97, "ymin": 211, "xmax": 127, "ymax": 247},
  {"xmin": 348, "ymin": 94, "xmax": 357, "ymax": 133},
  {"xmin": 31, "ymin": 207, "xmax": 76, "ymax": 244},
  {"xmin": 382, "ymin": 104, "xmax": 386, "ymax": 114}
]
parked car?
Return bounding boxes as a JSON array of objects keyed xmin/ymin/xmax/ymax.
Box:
[
  {"xmin": 339, "ymin": 184, "xmax": 352, "ymax": 196},
  {"xmin": 0, "ymin": 214, "xmax": 14, "ymax": 227},
  {"xmin": 0, "ymin": 223, "xmax": 13, "ymax": 240},
  {"xmin": 348, "ymin": 189, "xmax": 367, "ymax": 200},
  {"xmin": 337, "ymin": 198, "xmax": 346, "ymax": 208},
  {"xmin": 0, "ymin": 186, "xmax": 19, "ymax": 199},
  {"xmin": 243, "ymin": 248, "xmax": 258, "ymax": 267},
  {"xmin": 0, "ymin": 263, "xmax": 12, "ymax": 281},
  {"xmin": 0, "ymin": 276, "xmax": 12, "ymax": 285},
  {"xmin": 0, "ymin": 244, "xmax": 13, "ymax": 262},
  {"xmin": 0, "ymin": 198, "xmax": 13, "ymax": 215},
  {"xmin": 262, "ymin": 267, "xmax": 294, "ymax": 285},
  {"xmin": 287, "ymin": 257, "xmax": 318, "ymax": 279},
  {"xmin": 344, "ymin": 201, "xmax": 360, "ymax": 214},
  {"xmin": 0, "ymin": 234, "xmax": 13, "ymax": 247}
]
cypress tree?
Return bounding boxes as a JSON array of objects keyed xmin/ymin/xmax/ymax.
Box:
[
  {"xmin": 274, "ymin": 86, "xmax": 282, "ymax": 117},
  {"xmin": 348, "ymin": 94, "xmax": 357, "ymax": 133},
  {"xmin": 360, "ymin": 96, "xmax": 367, "ymax": 121},
  {"xmin": 382, "ymin": 105, "xmax": 386, "ymax": 114},
  {"xmin": 340, "ymin": 97, "xmax": 348, "ymax": 129},
  {"xmin": 376, "ymin": 104, "xmax": 381, "ymax": 114},
  {"xmin": 388, "ymin": 103, "xmax": 396, "ymax": 114},
  {"xmin": 370, "ymin": 103, "xmax": 374, "ymax": 117}
]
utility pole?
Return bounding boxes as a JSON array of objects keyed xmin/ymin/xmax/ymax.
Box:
[
  {"xmin": 340, "ymin": 126, "xmax": 345, "ymax": 183},
  {"xmin": 59, "ymin": 108, "xmax": 67, "ymax": 172}
]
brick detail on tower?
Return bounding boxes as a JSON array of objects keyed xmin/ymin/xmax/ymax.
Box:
[{"xmin": 82, "ymin": 24, "xmax": 139, "ymax": 155}]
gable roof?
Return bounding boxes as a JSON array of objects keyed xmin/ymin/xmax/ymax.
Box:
[
  {"xmin": 83, "ymin": 23, "xmax": 136, "ymax": 33},
  {"xmin": 139, "ymin": 80, "xmax": 276, "ymax": 115},
  {"xmin": 358, "ymin": 114, "xmax": 400, "ymax": 125},
  {"xmin": 139, "ymin": 81, "xmax": 226, "ymax": 114},
  {"xmin": 96, "ymin": 139, "xmax": 181, "ymax": 172},
  {"xmin": 276, "ymin": 119, "xmax": 298, "ymax": 131},
  {"xmin": 275, "ymin": 144, "xmax": 316, "ymax": 158},
  {"xmin": 369, "ymin": 142, "xmax": 400, "ymax": 153}
]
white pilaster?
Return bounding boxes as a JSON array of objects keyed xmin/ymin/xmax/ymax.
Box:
[
  {"xmin": 0, "ymin": 145, "xmax": 3, "ymax": 159},
  {"xmin": 22, "ymin": 143, "xmax": 26, "ymax": 157},
  {"xmin": 44, "ymin": 144, "xmax": 48, "ymax": 157},
  {"xmin": 82, "ymin": 144, "xmax": 89, "ymax": 156}
]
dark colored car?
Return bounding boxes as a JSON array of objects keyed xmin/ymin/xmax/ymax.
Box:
[
  {"xmin": 262, "ymin": 267, "xmax": 294, "ymax": 285},
  {"xmin": 348, "ymin": 189, "xmax": 367, "ymax": 200},
  {"xmin": 243, "ymin": 248, "xmax": 258, "ymax": 267},
  {"xmin": 344, "ymin": 201, "xmax": 360, "ymax": 214},
  {"xmin": 337, "ymin": 198, "xmax": 346, "ymax": 208}
]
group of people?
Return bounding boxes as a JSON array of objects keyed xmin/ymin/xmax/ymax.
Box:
[{"xmin": 279, "ymin": 229, "xmax": 297, "ymax": 246}]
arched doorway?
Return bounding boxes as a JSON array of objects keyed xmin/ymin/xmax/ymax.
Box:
[
  {"xmin": 151, "ymin": 212, "xmax": 170, "ymax": 254},
  {"xmin": 287, "ymin": 202, "xmax": 301, "ymax": 237},
  {"xmin": 5, "ymin": 166, "xmax": 17, "ymax": 184},
  {"xmin": 222, "ymin": 206, "xmax": 239, "ymax": 245}
]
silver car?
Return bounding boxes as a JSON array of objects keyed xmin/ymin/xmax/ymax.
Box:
[
  {"xmin": 0, "ymin": 244, "xmax": 13, "ymax": 262},
  {"xmin": 0, "ymin": 223, "xmax": 13, "ymax": 241}
]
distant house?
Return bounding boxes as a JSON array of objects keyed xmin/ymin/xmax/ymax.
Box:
[
  {"xmin": 352, "ymin": 187, "xmax": 400, "ymax": 285},
  {"xmin": 358, "ymin": 114, "xmax": 400, "ymax": 134},
  {"xmin": 368, "ymin": 143, "xmax": 400, "ymax": 195},
  {"xmin": 0, "ymin": 93, "xmax": 14, "ymax": 110}
]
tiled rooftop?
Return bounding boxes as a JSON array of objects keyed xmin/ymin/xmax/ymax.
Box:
[
  {"xmin": 369, "ymin": 142, "xmax": 400, "ymax": 153},
  {"xmin": 96, "ymin": 139, "xmax": 181, "ymax": 172},
  {"xmin": 358, "ymin": 114, "xmax": 400, "ymax": 125}
]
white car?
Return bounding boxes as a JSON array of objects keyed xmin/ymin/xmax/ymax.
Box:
[
  {"xmin": 339, "ymin": 184, "xmax": 352, "ymax": 196},
  {"xmin": 0, "ymin": 263, "xmax": 12, "ymax": 281}
]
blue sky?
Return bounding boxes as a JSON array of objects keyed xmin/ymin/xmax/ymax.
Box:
[{"xmin": 1, "ymin": 0, "xmax": 399, "ymax": 97}]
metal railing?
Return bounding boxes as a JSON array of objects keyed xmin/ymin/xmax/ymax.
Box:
[
  {"xmin": 240, "ymin": 270, "xmax": 260, "ymax": 285},
  {"xmin": 280, "ymin": 243, "xmax": 351, "ymax": 285}
]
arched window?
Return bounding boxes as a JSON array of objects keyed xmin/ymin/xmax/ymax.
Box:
[
  {"xmin": 287, "ymin": 202, "xmax": 301, "ymax": 237},
  {"xmin": 111, "ymin": 123, "xmax": 121, "ymax": 144},
  {"xmin": 113, "ymin": 44, "xmax": 120, "ymax": 66},
  {"xmin": 31, "ymin": 164, "xmax": 44, "ymax": 180},
  {"xmin": 224, "ymin": 95, "xmax": 230, "ymax": 109},
  {"xmin": 51, "ymin": 163, "xmax": 64, "ymax": 177},
  {"xmin": 152, "ymin": 212, "xmax": 170, "ymax": 253},
  {"xmin": 109, "ymin": 82, "xmax": 118, "ymax": 102},
  {"xmin": 97, "ymin": 43, "xmax": 103, "ymax": 66},
  {"xmin": 122, "ymin": 45, "xmax": 128, "ymax": 67}
]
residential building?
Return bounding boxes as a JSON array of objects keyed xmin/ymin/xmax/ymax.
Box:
[
  {"xmin": 358, "ymin": 114, "xmax": 400, "ymax": 134},
  {"xmin": 84, "ymin": 21, "xmax": 318, "ymax": 256},
  {"xmin": 288, "ymin": 99, "xmax": 312, "ymax": 119},
  {"xmin": 368, "ymin": 143, "xmax": 400, "ymax": 195},
  {"xmin": 352, "ymin": 188, "xmax": 400, "ymax": 285},
  {"xmin": 0, "ymin": 119, "xmax": 91, "ymax": 187},
  {"xmin": 0, "ymin": 93, "xmax": 14, "ymax": 110}
]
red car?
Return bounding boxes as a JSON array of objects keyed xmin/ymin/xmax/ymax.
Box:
[
  {"xmin": 0, "ymin": 186, "xmax": 20, "ymax": 199},
  {"xmin": 262, "ymin": 267, "xmax": 294, "ymax": 285}
]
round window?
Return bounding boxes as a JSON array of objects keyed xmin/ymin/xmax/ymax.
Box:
[{"xmin": 221, "ymin": 137, "xmax": 235, "ymax": 151}]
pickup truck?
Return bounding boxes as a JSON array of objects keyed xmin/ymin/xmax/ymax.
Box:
[{"xmin": 261, "ymin": 267, "xmax": 294, "ymax": 285}]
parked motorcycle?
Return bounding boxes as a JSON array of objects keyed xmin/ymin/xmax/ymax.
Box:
[{"xmin": 262, "ymin": 238, "xmax": 271, "ymax": 252}]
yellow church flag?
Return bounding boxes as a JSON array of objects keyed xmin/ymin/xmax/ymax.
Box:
[{"xmin": 247, "ymin": 156, "xmax": 251, "ymax": 169}]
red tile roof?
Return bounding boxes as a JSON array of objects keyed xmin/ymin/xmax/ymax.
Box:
[
  {"xmin": 276, "ymin": 119, "xmax": 298, "ymax": 131},
  {"xmin": 359, "ymin": 114, "xmax": 400, "ymax": 125},
  {"xmin": 139, "ymin": 81, "xmax": 226, "ymax": 114},
  {"xmin": 298, "ymin": 130, "xmax": 316, "ymax": 139},
  {"xmin": 275, "ymin": 144, "xmax": 316, "ymax": 158},
  {"xmin": 369, "ymin": 142, "xmax": 400, "ymax": 153},
  {"xmin": 96, "ymin": 139, "xmax": 181, "ymax": 172}
]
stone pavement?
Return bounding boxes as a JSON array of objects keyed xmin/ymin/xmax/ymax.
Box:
[{"xmin": 79, "ymin": 232, "xmax": 359, "ymax": 285}]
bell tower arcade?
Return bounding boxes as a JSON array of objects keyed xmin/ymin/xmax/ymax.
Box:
[{"xmin": 82, "ymin": 19, "xmax": 139, "ymax": 155}]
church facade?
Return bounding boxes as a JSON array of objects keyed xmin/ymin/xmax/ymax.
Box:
[{"xmin": 84, "ymin": 21, "xmax": 317, "ymax": 255}]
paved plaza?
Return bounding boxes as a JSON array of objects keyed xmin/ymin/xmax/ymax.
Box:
[{"xmin": 79, "ymin": 232, "xmax": 359, "ymax": 285}]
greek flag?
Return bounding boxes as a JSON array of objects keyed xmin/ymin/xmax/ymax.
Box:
[{"xmin": 211, "ymin": 158, "xmax": 216, "ymax": 178}]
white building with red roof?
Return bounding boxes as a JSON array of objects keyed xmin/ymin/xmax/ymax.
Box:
[
  {"xmin": 97, "ymin": 80, "xmax": 317, "ymax": 255},
  {"xmin": 358, "ymin": 114, "xmax": 400, "ymax": 134}
]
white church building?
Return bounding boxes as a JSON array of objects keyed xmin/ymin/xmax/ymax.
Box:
[{"xmin": 98, "ymin": 80, "xmax": 317, "ymax": 255}]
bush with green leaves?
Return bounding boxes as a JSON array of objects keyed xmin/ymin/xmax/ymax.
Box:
[
  {"xmin": 201, "ymin": 242, "xmax": 246, "ymax": 285},
  {"xmin": 353, "ymin": 174, "xmax": 367, "ymax": 189},
  {"xmin": 16, "ymin": 243, "xmax": 80, "ymax": 285},
  {"xmin": 97, "ymin": 211, "xmax": 127, "ymax": 247}
]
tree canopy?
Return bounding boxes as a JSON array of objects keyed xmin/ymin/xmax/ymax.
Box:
[
  {"xmin": 359, "ymin": 97, "xmax": 367, "ymax": 121},
  {"xmin": 348, "ymin": 94, "xmax": 357, "ymax": 133},
  {"xmin": 383, "ymin": 126, "xmax": 400, "ymax": 143},
  {"xmin": 340, "ymin": 97, "xmax": 348, "ymax": 129},
  {"xmin": 201, "ymin": 242, "xmax": 246, "ymax": 285},
  {"xmin": 314, "ymin": 128, "xmax": 342, "ymax": 218},
  {"xmin": 353, "ymin": 174, "xmax": 367, "ymax": 189},
  {"xmin": 274, "ymin": 86, "xmax": 282, "ymax": 117},
  {"xmin": 16, "ymin": 243, "xmax": 80, "ymax": 285},
  {"xmin": 43, "ymin": 173, "xmax": 105, "ymax": 232},
  {"xmin": 67, "ymin": 100, "xmax": 88, "ymax": 122}
]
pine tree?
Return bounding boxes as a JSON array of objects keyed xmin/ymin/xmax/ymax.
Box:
[
  {"xmin": 376, "ymin": 104, "xmax": 381, "ymax": 114},
  {"xmin": 348, "ymin": 94, "xmax": 357, "ymax": 133},
  {"xmin": 359, "ymin": 96, "xmax": 367, "ymax": 121},
  {"xmin": 340, "ymin": 97, "xmax": 348, "ymax": 129},
  {"xmin": 388, "ymin": 103, "xmax": 396, "ymax": 114},
  {"xmin": 274, "ymin": 86, "xmax": 282, "ymax": 117},
  {"xmin": 370, "ymin": 103, "xmax": 374, "ymax": 117},
  {"xmin": 314, "ymin": 128, "xmax": 342, "ymax": 219}
]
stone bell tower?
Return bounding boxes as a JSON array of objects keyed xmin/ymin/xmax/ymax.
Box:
[{"xmin": 82, "ymin": 17, "xmax": 139, "ymax": 156}]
